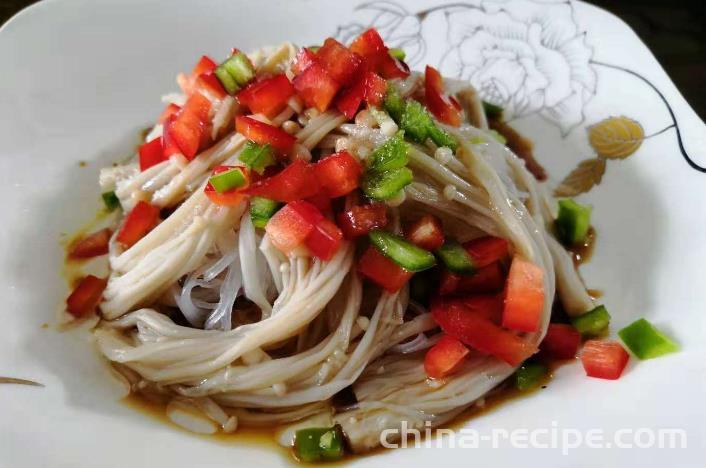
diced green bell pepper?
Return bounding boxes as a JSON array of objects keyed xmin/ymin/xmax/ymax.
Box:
[
  {"xmin": 482, "ymin": 100, "xmax": 504, "ymax": 120},
  {"xmin": 369, "ymin": 229, "xmax": 436, "ymax": 272},
  {"xmin": 400, "ymin": 100, "xmax": 434, "ymax": 143},
  {"xmin": 367, "ymin": 131, "xmax": 409, "ymax": 172},
  {"xmin": 101, "ymin": 191, "xmax": 121, "ymax": 212},
  {"xmin": 435, "ymin": 241, "xmax": 477, "ymax": 275},
  {"xmin": 215, "ymin": 52, "xmax": 255, "ymax": 94},
  {"xmin": 250, "ymin": 196, "xmax": 281, "ymax": 228},
  {"xmin": 294, "ymin": 426, "xmax": 345, "ymax": 462},
  {"xmin": 239, "ymin": 141, "xmax": 275, "ymax": 175},
  {"xmin": 571, "ymin": 304, "xmax": 611, "ymax": 337},
  {"xmin": 208, "ymin": 167, "xmax": 247, "ymax": 193},
  {"xmin": 618, "ymin": 318, "xmax": 678, "ymax": 360},
  {"xmin": 388, "ymin": 48, "xmax": 406, "ymax": 61},
  {"xmin": 383, "ymin": 85, "xmax": 406, "ymax": 123},
  {"xmin": 429, "ymin": 125, "xmax": 458, "ymax": 151},
  {"xmin": 556, "ymin": 199, "xmax": 592, "ymax": 246},
  {"xmin": 362, "ymin": 167, "xmax": 413, "ymax": 200},
  {"xmin": 515, "ymin": 361, "xmax": 547, "ymax": 391}
]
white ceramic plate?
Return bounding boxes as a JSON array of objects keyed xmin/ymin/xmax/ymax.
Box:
[{"xmin": 1, "ymin": 0, "xmax": 705, "ymax": 466}]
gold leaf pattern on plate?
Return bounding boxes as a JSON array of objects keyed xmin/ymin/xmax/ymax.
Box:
[
  {"xmin": 554, "ymin": 157, "xmax": 607, "ymax": 197},
  {"xmin": 588, "ymin": 116, "xmax": 644, "ymax": 159}
]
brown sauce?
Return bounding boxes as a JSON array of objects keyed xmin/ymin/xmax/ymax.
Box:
[
  {"xmin": 489, "ymin": 118, "xmax": 547, "ymax": 181},
  {"xmin": 568, "ymin": 227, "xmax": 596, "ymax": 267},
  {"xmin": 121, "ymin": 356, "xmax": 571, "ymax": 465}
]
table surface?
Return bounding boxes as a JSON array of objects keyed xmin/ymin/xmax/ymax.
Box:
[{"xmin": 2, "ymin": 0, "xmax": 704, "ymax": 120}]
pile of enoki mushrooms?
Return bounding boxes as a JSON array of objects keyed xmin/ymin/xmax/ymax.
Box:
[{"xmin": 94, "ymin": 43, "xmax": 594, "ymax": 452}]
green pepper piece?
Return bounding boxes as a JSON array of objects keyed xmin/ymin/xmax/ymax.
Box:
[
  {"xmin": 571, "ymin": 304, "xmax": 611, "ymax": 337},
  {"xmin": 383, "ymin": 85, "xmax": 406, "ymax": 123},
  {"xmin": 239, "ymin": 141, "xmax": 276, "ymax": 175},
  {"xmin": 399, "ymin": 100, "xmax": 433, "ymax": 143},
  {"xmin": 294, "ymin": 426, "xmax": 344, "ymax": 463},
  {"xmin": 214, "ymin": 66, "xmax": 238, "ymax": 95},
  {"xmin": 482, "ymin": 100, "xmax": 504, "ymax": 119},
  {"xmin": 215, "ymin": 52, "xmax": 255, "ymax": 94},
  {"xmin": 208, "ymin": 167, "xmax": 247, "ymax": 193},
  {"xmin": 515, "ymin": 361, "xmax": 547, "ymax": 391},
  {"xmin": 101, "ymin": 191, "xmax": 121, "ymax": 212},
  {"xmin": 318, "ymin": 427, "xmax": 344, "ymax": 461},
  {"xmin": 369, "ymin": 230, "xmax": 436, "ymax": 272},
  {"xmin": 368, "ymin": 131, "xmax": 409, "ymax": 172},
  {"xmin": 428, "ymin": 125, "xmax": 458, "ymax": 151},
  {"xmin": 435, "ymin": 241, "xmax": 477, "ymax": 275},
  {"xmin": 362, "ymin": 167, "xmax": 413, "ymax": 200},
  {"xmin": 618, "ymin": 318, "xmax": 678, "ymax": 360},
  {"xmin": 250, "ymin": 196, "xmax": 281, "ymax": 228},
  {"xmin": 556, "ymin": 199, "xmax": 592, "ymax": 246},
  {"xmin": 388, "ymin": 48, "xmax": 406, "ymax": 61}
]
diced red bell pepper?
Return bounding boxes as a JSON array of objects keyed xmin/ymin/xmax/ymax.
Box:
[
  {"xmin": 349, "ymin": 28, "xmax": 409, "ymax": 80},
  {"xmin": 425, "ymin": 65, "xmax": 462, "ymax": 126},
  {"xmin": 349, "ymin": 28, "xmax": 386, "ymax": 59},
  {"xmin": 581, "ymin": 340, "xmax": 630, "ymax": 380},
  {"xmin": 378, "ymin": 54, "xmax": 410, "ymax": 80},
  {"xmin": 304, "ymin": 217, "xmax": 343, "ymax": 261},
  {"xmin": 158, "ymin": 103, "xmax": 181, "ymax": 124},
  {"xmin": 66, "ymin": 275, "xmax": 108, "ymax": 318},
  {"xmin": 438, "ymin": 270, "xmax": 460, "ymax": 296},
  {"xmin": 541, "ymin": 323, "xmax": 581, "ymax": 360},
  {"xmin": 238, "ymin": 74, "xmax": 296, "ymax": 118},
  {"xmin": 116, "ymin": 201, "xmax": 160, "ymax": 249},
  {"xmin": 463, "ymin": 236, "xmax": 509, "ymax": 268},
  {"xmin": 168, "ymin": 113, "xmax": 205, "ymax": 160},
  {"xmin": 266, "ymin": 200, "xmax": 341, "ymax": 260},
  {"xmin": 431, "ymin": 299, "xmax": 537, "ymax": 366},
  {"xmin": 334, "ymin": 69, "xmax": 388, "ymax": 118},
  {"xmin": 195, "ymin": 71, "xmax": 228, "ymax": 100},
  {"xmin": 363, "ymin": 71, "xmax": 387, "ymax": 106},
  {"xmin": 424, "ymin": 335, "xmax": 470, "ymax": 379},
  {"xmin": 335, "ymin": 79, "xmax": 365, "ymax": 119},
  {"xmin": 502, "ymin": 257, "xmax": 545, "ymax": 333},
  {"xmin": 182, "ymin": 91, "xmax": 212, "ymax": 126},
  {"xmin": 235, "ymin": 116, "xmax": 297, "ymax": 153},
  {"xmin": 452, "ymin": 294, "xmax": 504, "ymax": 324},
  {"xmin": 305, "ymin": 192, "xmax": 332, "ymax": 215},
  {"xmin": 204, "ymin": 165, "xmax": 250, "ymax": 206},
  {"xmin": 288, "ymin": 200, "xmax": 342, "ymax": 261},
  {"xmin": 358, "ymin": 246, "xmax": 413, "ymax": 293},
  {"xmin": 178, "ymin": 56, "xmax": 219, "ymax": 96},
  {"xmin": 138, "ymin": 137, "xmax": 165, "ymax": 171},
  {"xmin": 244, "ymin": 159, "xmax": 320, "ymax": 202},
  {"xmin": 168, "ymin": 92, "xmax": 212, "ymax": 159},
  {"xmin": 337, "ymin": 204, "xmax": 388, "ymax": 239},
  {"xmin": 406, "ymin": 214, "xmax": 444, "ymax": 251},
  {"xmin": 68, "ymin": 228, "xmax": 112, "ymax": 259},
  {"xmin": 162, "ymin": 115, "xmax": 182, "ymax": 158},
  {"xmin": 316, "ymin": 38, "xmax": 362, "ymax": 86},
  {"xmin": 292, "ymin": 48, "xmax": 316, "ymax": 75},
  {"xmin": 293, "ymin": 63, "xmax": 340, "ymax": 112},
  {"xmin": 314, "ymin": 150, "xmax": 362, "ymax": 198},
  {"xmin": 265, "ymin": 202, "xmax": 315, "ymax": 254},
  {"xmin": 438, "ymin": 262, "xmax": 505, "ymax": 296},
  {"xmin": 192, "ymin": 55, "xmax": 218, "ymax": 77}
]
